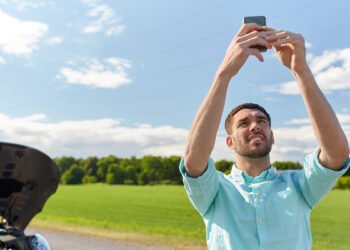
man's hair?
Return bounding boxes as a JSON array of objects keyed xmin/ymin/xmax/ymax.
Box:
[{"xmin": 225, "ymin": 103, "xmax": 271, "ymax": 134}]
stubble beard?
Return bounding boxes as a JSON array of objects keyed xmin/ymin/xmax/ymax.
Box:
[{"xmin": 235, "ymin": 135, "xmax": 273, "ymax": 159}]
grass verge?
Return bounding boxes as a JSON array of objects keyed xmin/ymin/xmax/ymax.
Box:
[{"xmin": 32, "ymin": 185, "xmax": 349, "ymax": 250}]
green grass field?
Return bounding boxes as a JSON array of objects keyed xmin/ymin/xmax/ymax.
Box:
[
  {"xmin": 33, "ymin": 185, "xmax": 349, "ymax": 249},
  {"xmin": 311, "ymin": 190, "xmax": 350, "ymax": 250}
]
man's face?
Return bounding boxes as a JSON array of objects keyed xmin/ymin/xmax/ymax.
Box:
[{"xmin": 226, "ymin": 109, "xmax": 274, "ymax": 158}]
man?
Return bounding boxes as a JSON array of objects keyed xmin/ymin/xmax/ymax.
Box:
[{"xmin": 180, "ymin": 23, "xmax": 350, "ymax": 249}]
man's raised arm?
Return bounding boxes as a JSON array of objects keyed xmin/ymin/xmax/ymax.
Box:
[
  {"xmin": 266, "ymin": 30, "xmax": 349, "ymax": 170},
  {"xmin": 184, "ymin": 24, "xmax": 271, "ymax": 177}
]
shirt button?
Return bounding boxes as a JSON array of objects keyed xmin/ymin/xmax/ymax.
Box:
[
  {"xmin": 262, "ymin": 247, "xmax": 266, "ymax": 250},
  {"xmin": 259, "ymin": 219, "xmax": 264, "ymax": 225}
]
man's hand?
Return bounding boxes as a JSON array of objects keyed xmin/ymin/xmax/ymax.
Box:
[
  {"xmin": 266, "ymin": 29, "xmax": 349, "ymax": 170},
  {"xmin": 265, "ymin": 30, "xmax": 307, "ymax": 73},
  {"xmin": 216, "ymin": 23, "xmax": 271, "ymax": 80}
]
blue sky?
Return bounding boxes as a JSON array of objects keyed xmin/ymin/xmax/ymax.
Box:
[{"xmin": 0, "ymin": 0, "xmax": 349, "ymax": 162}]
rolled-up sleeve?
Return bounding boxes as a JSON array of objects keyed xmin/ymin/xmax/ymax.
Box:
[
  {"xmin": 179, "ymin": 158, "xmax": 219, "ymax": 216},
  {"xmin": 296, "ymin": 148, "xmax": 350, "ymax": 209}
]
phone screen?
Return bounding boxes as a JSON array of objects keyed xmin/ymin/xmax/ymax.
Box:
[{"xmin": 243, "ymin": 16, "xmax": 266, "ymax": 26}]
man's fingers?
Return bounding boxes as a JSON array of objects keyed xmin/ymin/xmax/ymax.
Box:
[
  {"xmin": 266, "ymin": 31, "xmax": 289, "ymax": 42},
  {"xmin": 264, "ymin": 29, "xmax": 285, "ymax": 38},
  {"xmin": 265, "ymin": 30, "xmax": 304, "ymax": 47},
  {"xmin": 237, "ymin": 23, "xmax": 269, "ymax": 36},
  {"xmin": 244, "ymin": 36, "xmax": 272, "ymax": 50},
  {"xmin": 272, "ymin": 36, "xmax": 293, "ymax": 46},
  {"xmin": 238, "ymin": 30, "xmax": 266, "ymax": 41},
  {"xmin": 235, "ymin": 31, "xmax": 272, "ymax": 50},
  {"xmin": 248, "ymin": 49, "xmax": 264, "ymax": 62}
]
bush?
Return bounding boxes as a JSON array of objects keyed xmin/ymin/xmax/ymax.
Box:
[
  {"xmin": 334, "ymin": 176, "xmax": 350, "ymax": 189},
  {"xmin": 273, "ymin": 161, "xmax": 302, "ymax": 170},
  {"xmin": 123, "ymin": 179, "xmax": 136, "ymax": 185},
  {"xmin": 159, "ymin": 179, "xmax": 178, "ymax": 185},
  {"xmin": 215, "ymin": 160, "xmax": 234, "ymax": 174},
  {"xmin": 107, "ymin": 164, "xmax": 125, "ymax": 184},
  {"xmin": 82, "ymin": 175, "xmax": 97, "ymax": 184},
  {"xmin": 106, "ymin": 173, "xmax": 117, "ymax": 184},
  {"xmin": 61, "ymin": 165, "xmax": 85, "ymax": 184},
  {"xmin": 344, "ymin": 167, "xmax": 350, "ymax": 176}
]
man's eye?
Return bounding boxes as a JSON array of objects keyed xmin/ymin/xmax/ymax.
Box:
[{"xmin": 239, "ymin": 122, "xmax": 248, "ymax": 127}]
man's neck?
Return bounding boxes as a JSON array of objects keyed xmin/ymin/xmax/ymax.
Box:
[{"xmin": 235, "ymin": 155, "xmax": 271, "ymax": 177}]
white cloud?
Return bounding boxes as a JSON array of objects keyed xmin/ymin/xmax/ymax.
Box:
[
  {"xmin": 0, "ymin": 56, "xmax": 6, "ymax": 64},
  {"xmin": 58, "ymin": 57, "xmax": 132, "ymax": 89},
  {"xmin": 337, "ymin": 114, "xmax": 350, "ymax": 124},
  {"xmin": 0, "ymin": 9, "xmax": 48, "ymax": 55},
  {"xmin": 270, "ymin": 114, "xmax": 350, "ymax": 162},
  {"xmin": 81, "ymin": 0, "xmax": 97, "ymax": 6},
  {"xmin": 0, "ymin": 0, "xmax": 52, "ymax": 11},
  {"xmin": 265, "ymin": 80, "xmax": 298, "ymax": 95},
  {"xmin": 0, "ymin": 113, "xmax": 348, "ymax": 163},
  {"xmin": 305, "ymin": 41, "xmax": 312, "ymax": 49},
  {"xmin": 267, "ymin": 48, "xmax": 350, "ymax": 95},
  {"xmin": 285, "ymin": 118, "xmax": 310, "ymax": 125},
  {"xmin": 81, "ymin": 0, "xmax": 124, "ymax": 36},
  {"xmin": 270, "ymin": 125, "xmax": 317, "ymax": 162},
  {"xmin": 0, "ymin": 113, "xmax": 188, "ymax": 158},
  {"xmin": 46, "ymin": 36, "xmax": 63, "ymax": 45}
]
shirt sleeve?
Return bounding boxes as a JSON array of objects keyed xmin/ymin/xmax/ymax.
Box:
[
  {"xmin": 295, "ymin": 147, "xmax": 350, "ymax": 209},
  {"xmin": 179, "ymin": 158, "xmax": 219, "ymax": 216}
]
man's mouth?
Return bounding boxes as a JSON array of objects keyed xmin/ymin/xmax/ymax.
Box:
[{"xmin": 248, "ymin": 134, "xmax": 265, "ymax": 142}]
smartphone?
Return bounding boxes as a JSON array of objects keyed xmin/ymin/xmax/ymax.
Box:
[{"xmin": 243, "ymin": 16, "xmax": 267, "ymax": 52}]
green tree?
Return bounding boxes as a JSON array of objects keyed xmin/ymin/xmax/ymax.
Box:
[
  {"xmin": 215, "ymin": 159, "xmax": 234, "ymax": 174},
  {"xmin": 96, "ymin": 155, "xmax": 119, "ymax": 182},
  {"xmin": 139, "ymin": 156, "xmax": 162, "ymax": 184},
  {"xmin": 54, "ymin": 156, "xmax": 78, "ymax": 174},
  {"xmin": 124, "ymin": 165, "xmax": 137, "ymax": 184},
  {"xmin": 273, "ymin": 161, "xmax": 302, "ymax": 170},
  {"xmin": 106, "ymin": 163, "xmax": 125, "ymax": 184},
  {"xmin": 160, "ymin": 156, "xmax": 182, "ymax": 184},
  {"xmin": 82, "ymin": 175, "xmax": 97, "ymax": 184},
  {"xmin": 106, "ymin": 173, "xmax": 117, "ymax": 184},
  {"xmin": 61, "ymin": 164, "xmax": 85, "ymax": 184},
  {"xmin": 334, "ymin": 176, "xmax": 350, "ymax": 189},
  {"xmin": 82, "ymin": 156, "xmax": 99, "ymax": 177},
  {"xmin": 137, "ymin": 171, "xmax": 149, "ymax": 185}
]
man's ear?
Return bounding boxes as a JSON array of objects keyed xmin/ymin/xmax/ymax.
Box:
[
  {"xmin": 226, "ymin": 135, "xmax": 236, "ymax": 149},
  {"xmin": 271, "ymin": 130, "xmax": 275, "ymax": 144}
]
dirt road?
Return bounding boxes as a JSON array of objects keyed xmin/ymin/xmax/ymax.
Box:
[{"xmin": 26, "ymin": 227, "xmax": 152, "ymax": 250}]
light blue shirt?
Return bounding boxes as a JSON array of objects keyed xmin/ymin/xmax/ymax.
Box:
[{"xmin": 180, "ymin": 148, "xmax": 350, "ymax": 250}]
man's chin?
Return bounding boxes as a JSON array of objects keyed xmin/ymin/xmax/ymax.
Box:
[{"xmin": 238, "ymin": 146, "xmax": 272, "ymax": 159}]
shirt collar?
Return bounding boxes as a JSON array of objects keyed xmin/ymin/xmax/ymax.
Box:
[{"xmin": 230, "ymin": 164, "xmax": 277, "ymax": 184}]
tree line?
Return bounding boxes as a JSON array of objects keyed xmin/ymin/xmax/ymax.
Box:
[{"xmin": 55, "ymin": 155, "xmax": 350, "ymax": 185}]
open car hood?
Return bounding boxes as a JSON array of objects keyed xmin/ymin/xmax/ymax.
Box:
[{"xmin": 0, "ymin": 142, "xmax": 60, "ymax": 231}]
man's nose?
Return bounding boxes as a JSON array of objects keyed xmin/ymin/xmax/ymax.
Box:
[{"xmin": 250, "ymin": 122, "xmax": 261, "ymax": 131}]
